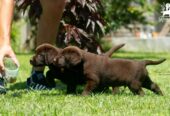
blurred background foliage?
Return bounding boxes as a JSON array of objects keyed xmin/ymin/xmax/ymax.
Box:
[
  {"xmin": 11, "ymin": 9, "xmax": 22, "ymax": 53},
  {"xmin": 11, "ymin": 0, "xmax": 169, "ymax": 53},
  {"xmin": 101, "ymin": 0, "xmax": 155, "ymax": 33}
]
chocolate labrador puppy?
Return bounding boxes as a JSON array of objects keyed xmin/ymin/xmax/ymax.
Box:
[
  {"xmin": 56, "ymin": 46, "xmax": 165, "ymax": 96},
  {"xmin": 30, "ymin": 44, "xmax": 63, "ymax": 88},
  {"xmin": 30, "ymin": 43, "xmax": 125, "ymax": 93}
]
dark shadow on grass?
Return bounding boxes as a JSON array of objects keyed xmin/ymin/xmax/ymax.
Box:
[
  {"xmin": 9, "ymin": 81, "xmax": 66, "ymax": 90},
  {"xmin": 9, "ymin": 81, "xmax": 70, "ymax": 96},
  {"xmin": 8, "ymin": 81, "xmax": 67, "ymax": 97},
  {"xmin": 9, "ymin": 81, "xmax": 27, "ymax": 90},
  {"xmin": 10, "ymin": 90, "xmax": 29, "ymax": 98}
]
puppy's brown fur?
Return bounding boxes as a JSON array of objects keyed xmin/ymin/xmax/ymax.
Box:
[
  {"xmin": 30, "ymin": 43, "xmax": 125, "ymax": 93},
  {"xmin": 57, "ymin": 46, "xmax": 165, "ymax": 96}
]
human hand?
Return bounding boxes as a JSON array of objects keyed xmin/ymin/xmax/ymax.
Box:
[{"xmin": 0, "ymin": 44, "xmax": 19, "ymax": 72}]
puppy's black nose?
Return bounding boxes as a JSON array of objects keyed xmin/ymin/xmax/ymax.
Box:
[{"xmin": 30, "ymin": 58, "xmax": 34, "ymax": 65}]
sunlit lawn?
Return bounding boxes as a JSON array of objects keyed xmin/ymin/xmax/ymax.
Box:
[{"xmin": 0, "ymin": 52, "xmax": 170, "ymax": 115}]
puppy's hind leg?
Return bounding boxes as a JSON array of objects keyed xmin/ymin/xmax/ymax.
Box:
[
  {"xmin": 142, "ymin": 76, "xmax": 163, "ymax": 95},
  {"xmin": 128, "ymin": 80, "xmax": 145, "ymax": 96}
]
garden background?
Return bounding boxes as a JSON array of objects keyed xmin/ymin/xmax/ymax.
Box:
[{"xmin": 0, "ymin": 0, "xmax": 170, "ymax": 115}]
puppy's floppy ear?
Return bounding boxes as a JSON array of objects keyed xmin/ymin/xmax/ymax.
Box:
[{"xmin": 63, "ymin": 46, "xmax": 83, "ymax": 66}]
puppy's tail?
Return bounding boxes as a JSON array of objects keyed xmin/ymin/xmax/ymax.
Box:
[
  {"xmin": 144, "ymin": 58, "xmax": 166, "ymax": 66},
  {"xmin": 104, "ymin": 43, "xmax": 125, "ymax": 57}
]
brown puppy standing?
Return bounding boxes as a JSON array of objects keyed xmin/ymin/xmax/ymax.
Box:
[
  {"xmin": 56, "ymin": 46, "xmax": 165, "ymax": 96},
  {"xmin": 30, "ymin": 44, "xmax": 63, "ymax": 88},
  {"xmin": 30, "ymin": 43, "xmax": 125, "ymax": 93}
]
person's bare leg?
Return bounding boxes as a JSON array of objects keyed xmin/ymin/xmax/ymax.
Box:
[
  {"xmin": 36, "ymin": 0, "xmax": 66, "ymax": 46},
  {"xmin": 0, "ymin": 0, "xmax": 14, "ymax": 43}
]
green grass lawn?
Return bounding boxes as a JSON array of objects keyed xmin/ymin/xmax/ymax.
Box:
[{"xmin": 0, "ymin": 52, "xmax": 170, "ymax": 115}]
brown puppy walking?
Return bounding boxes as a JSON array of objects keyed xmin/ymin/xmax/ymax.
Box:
[{"xmin": 56, "ymin": 46, "xmax": 165, "ymax": 96}]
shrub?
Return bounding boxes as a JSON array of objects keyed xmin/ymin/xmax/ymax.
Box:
[{"xmin": 17, "ymin": 0, "xmax": 105, "ymax": 53}]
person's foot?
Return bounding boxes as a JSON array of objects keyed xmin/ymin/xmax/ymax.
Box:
[
  {"xmin": 0, "ymin": 78, "xmax": 6, "ymax": 94},
  {"xmin": 26, "ymin": 71, "xmax": 50, "ymax": 90}
]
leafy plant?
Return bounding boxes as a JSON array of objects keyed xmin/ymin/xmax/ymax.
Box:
[
  {"xmin": 101, "ymin": 0, "xmax": 155, "ymax": 33},
  {"xmin": 11, "ymin": 21, "xmax": 21, "ymax": 53},
  {"xmin": 17, "ymin": 0, "xmax": 105, "ymax": 53}
]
